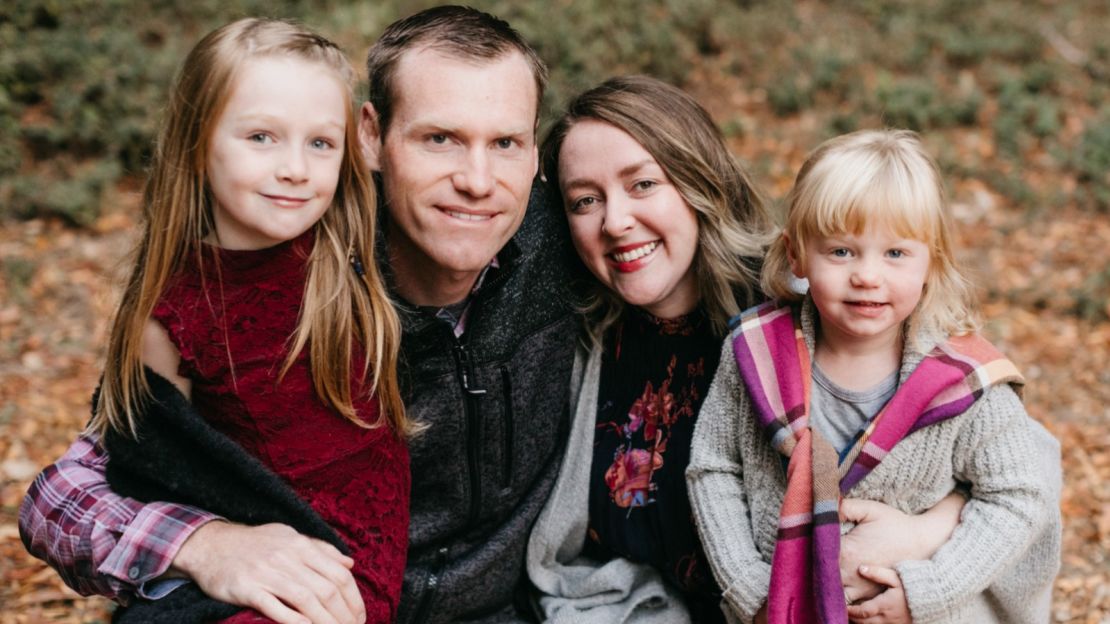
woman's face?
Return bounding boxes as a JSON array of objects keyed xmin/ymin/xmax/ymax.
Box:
[{"xmin": 558, "ymin": 120, "xmax": 700, "ymax": 319}]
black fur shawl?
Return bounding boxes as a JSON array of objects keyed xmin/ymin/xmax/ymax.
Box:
[{"xmin": 101, "ymin": 369, "xmax": 347, "ymax": 623}]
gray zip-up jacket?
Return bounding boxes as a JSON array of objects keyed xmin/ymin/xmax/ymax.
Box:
[{"xmin": 394, "ymin": 181, "xmax": 580, "ymax": 623}]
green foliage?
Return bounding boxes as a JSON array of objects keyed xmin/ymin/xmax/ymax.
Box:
[
  {"xmin": 1073, "ymin": 110, "xmax": 1110, "ymax": 211},
  {"xmin": 1, "ymin": 0, "xmax": 1105, "ymax": 227},
  {"xmin": 0, "ymin": 0, "xmax": 324, "ymax": 223},
  {"xmin": 873, "ymin": 75, "xmax": 982, "ymax": 131}
]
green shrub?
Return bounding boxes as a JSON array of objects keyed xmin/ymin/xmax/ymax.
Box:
[{"xmin": 1073, "ymin": 111, "xmax": 1110, "ymax": 211}]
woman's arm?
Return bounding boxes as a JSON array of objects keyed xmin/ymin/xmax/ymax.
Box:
[
  {"xmin": 839, "ymin": 492, "xmax": 965, "ymax": 603},
  {"xmin": 865, "ymin": 386, "xmax": 1059, "ymax": 623}
]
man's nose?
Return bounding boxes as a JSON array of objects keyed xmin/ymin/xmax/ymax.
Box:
[{"xmin": 452, "ymin": 147, "xmax": 494, "ymax": 198}]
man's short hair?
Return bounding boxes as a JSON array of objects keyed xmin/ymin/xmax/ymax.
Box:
[{"xmin": 365, "ymin": 5, "xmax": 548, "ymax": 135}]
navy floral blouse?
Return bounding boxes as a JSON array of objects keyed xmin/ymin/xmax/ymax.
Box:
[{"xmin": 584, "ymin": 306, "xmax": 726, "ymax": 622}]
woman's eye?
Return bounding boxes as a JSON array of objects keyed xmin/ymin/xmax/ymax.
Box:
[
  {"xmin": 632, "ymin": 180, "xmax": 656, "ymax": 192},
  {"xmin": 311, "ymin": 138, "xmax": 334, "ymax": 150},
  {"xmin": 248, "ymin": 133, "xmax": 271, "ymax": 144},
  {"xmin": 570, "ymin": 196, "xmax": 598, "ymax": 213}
]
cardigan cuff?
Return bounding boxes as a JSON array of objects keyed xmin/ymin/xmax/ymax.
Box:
[
  {"xmin": 721, "ymin": 564, "xmax": 771, "ymax": 624},
  {"xmin": 896, "ymin": 559, "xmax": 956, "ymax": 623}
]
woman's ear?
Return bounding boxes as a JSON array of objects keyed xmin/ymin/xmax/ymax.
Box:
[
  {"xmin": 785, "ymin": 233, "xmax": 805, "ymax": 278},
  {"xmin": 358, "ymin": 102, "xmax": 383, "ymax": 171}
]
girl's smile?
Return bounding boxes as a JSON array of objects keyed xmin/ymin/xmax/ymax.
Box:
[
  {"xmin": 791, "ymin": 226, "xmax": 931, "ymax": 354},
  {"xmin": 205, "ymin": 56, "xmax": 347, "ymax": 250}
]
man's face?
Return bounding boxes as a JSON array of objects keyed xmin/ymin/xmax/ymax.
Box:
[{"xmin": 361, "ymin": 47, "xmax": 538, "ymax": 294}]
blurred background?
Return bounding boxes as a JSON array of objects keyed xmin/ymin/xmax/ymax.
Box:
[{"xmin": 1, "ymin": 0, "xmax": 1107, "ymax": 621}]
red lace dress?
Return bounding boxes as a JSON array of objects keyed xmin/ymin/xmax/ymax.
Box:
[{"xmin": 151, "ymin": 232, "xmax": 409, "ymax": 624}]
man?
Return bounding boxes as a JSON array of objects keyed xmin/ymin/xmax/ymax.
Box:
[{"xmin": 20, "ymin": 7, "xmax": 578, "ymax": 623}]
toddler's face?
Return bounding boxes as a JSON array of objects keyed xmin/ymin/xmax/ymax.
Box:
[{"xmin": 790, "ymin": 225, "xmax": 930, "ymax": 353}]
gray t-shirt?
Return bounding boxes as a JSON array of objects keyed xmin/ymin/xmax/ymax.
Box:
[{"xmin": 810, "ymin": 363, "xmax": 899, "ymax": 453}]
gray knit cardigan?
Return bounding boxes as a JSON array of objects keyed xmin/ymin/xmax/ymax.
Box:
[
  {"xmin": 685, "ymin": 300, "xmax": 1062, "ymax": 624},
  {"xmin": 526, "ymin": 344, "xmax": 695, "ymax": 623}
]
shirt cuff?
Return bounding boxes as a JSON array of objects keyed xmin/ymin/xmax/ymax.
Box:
[{"xmin": 98, "ymin": 502, "xmax": 221, "ymax": 599}]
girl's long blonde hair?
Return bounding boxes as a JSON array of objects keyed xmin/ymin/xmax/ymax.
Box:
[
  {"xmin": 541, "ymin": 75, "xmax": 773, "ymax": 342},
  {"xmin": 762, "ymin": 129, "xmax": 979, "ymax": 344},
  {"xmin": 91, "ymin": 18, "xmax": 408, "ymax": 438}
]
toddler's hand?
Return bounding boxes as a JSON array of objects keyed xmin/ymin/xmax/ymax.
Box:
[{"xmin": 846, "ymin": 565, "xmax": 912, "ymax": 624}]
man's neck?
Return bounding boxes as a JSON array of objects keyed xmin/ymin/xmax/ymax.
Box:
[{"xmin": 387, "ymin": 240, "xmax": 484, "ymax": 308}]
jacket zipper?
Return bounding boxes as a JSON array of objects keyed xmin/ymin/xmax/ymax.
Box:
[
  {"xmin": 499, "ymin": 366, "xmax": 514, "ymax": 488},
  {"xmin": 410, "ymin": 546, "xmax": 448, "ymax": 624},
  {"xmin": 453, "ymin": 341, "xmax": 486, "ymax": 526}
]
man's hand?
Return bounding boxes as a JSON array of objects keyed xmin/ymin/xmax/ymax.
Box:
[
  {"xmin": 839, "ymin": 494, "xmax": 963, "ymax": 602},
  {"xmin": 846, "ymin": 565, "xmax": 911, "ymax": 624},
  {"xmin": 170, "ymin": 521, "xmax": 365, "ymax": 624}
]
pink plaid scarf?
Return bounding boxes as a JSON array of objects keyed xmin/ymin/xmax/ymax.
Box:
[{"xmin": 729, "ymin": 301, "xmax": 1023, "ymax": 623}]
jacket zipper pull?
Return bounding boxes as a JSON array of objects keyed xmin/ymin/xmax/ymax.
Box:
[{"xmin": 455, "ymin": 344, "xmax": 487, "ymax": 396}]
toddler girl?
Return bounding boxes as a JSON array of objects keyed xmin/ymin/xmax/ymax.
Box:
[{"xmin": 687, "ymin": 129, "xmax": 1060, "ymax": 623}]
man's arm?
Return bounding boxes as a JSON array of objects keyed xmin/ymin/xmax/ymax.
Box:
[
  {"xmin": 20, "ymin": 432, "xmax": 366, "ymax": 624},
  {"xmin": 18, "ymin": 431, "xmax": 218, "ymax": 602}
]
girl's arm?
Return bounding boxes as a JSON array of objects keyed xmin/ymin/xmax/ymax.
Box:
[
  {"xmin": 887, "ymin": 385, "xmax": 1060, "ymax": 623},
  {"xmin": 141, "ymin": 319, "xmax": 191, "ymax": 398},
  {"xmin": 686, "ymin": 340, "xmax": 772, "ymax": 624},
  {"xmin": 138, "ymin": 319, "xmax": 365, "ymax": 624}
]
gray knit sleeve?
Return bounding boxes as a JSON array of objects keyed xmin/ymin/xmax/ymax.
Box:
[
  {"xmin": 687, "ymin": 338, "xmax": 772, "ymax": 624},
  {"xmin": 896, "ymin": 384, "xmax": 1061, "ymax": 623}
]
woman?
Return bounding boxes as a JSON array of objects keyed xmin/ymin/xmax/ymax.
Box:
[{"xmin": 526, "ymin": 76, "xmax": 965, "ymax": 623}]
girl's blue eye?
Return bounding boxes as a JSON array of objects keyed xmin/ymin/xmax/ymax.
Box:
[
  {"xmin": 887, "ymin": 249, "xmax": 904, "ymax": 258},
  {"xmin": 831, "ymin": 248, "xmax": 850, "ymax": 257},
  {"xmin": 311, "ymin": 138, "xmax": 333, "ymax": 150},
  {"xmin": 248, "ymin": 133, "xmax": 270, "ymax": 143}
]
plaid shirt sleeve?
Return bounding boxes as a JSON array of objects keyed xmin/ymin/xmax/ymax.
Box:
[{"xmin": 18, "ymin": 431, "xmax": 221, "ymax": 602}]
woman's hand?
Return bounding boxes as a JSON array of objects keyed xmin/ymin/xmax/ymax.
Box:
[{"xmin": 840, "ymin": 493, "xmax": 964, "ymax": 602}]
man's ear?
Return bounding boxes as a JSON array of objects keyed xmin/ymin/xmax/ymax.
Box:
[
  {"xmin": 785, "ymin": 233, "xmax": 805, "ymax": 278},
  {"xmin": 358, "ymin": 102, "xmax": 383, "ymax": 171}
]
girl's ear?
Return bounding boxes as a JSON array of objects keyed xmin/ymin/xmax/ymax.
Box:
[
  {"xmin": 785, "ymin": 233, "xmax": 805, "ymax": 278},
  {"xmin": 358, "ymin": 102, "xmax": 383, "ymax": 171}
]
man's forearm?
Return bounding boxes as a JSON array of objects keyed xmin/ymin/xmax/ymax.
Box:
[{"xmin": 18, "ymin": 432, "xmax": 219, "ymax": 601}]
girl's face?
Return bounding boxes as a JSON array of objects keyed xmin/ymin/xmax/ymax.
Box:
[
  {"xmin": 558, "ymin": 120, "xmax": 700, "ymax": 319},
  {"xmin": 790, "ymin": 224, "xmax": 931, "ymax": 354},
  {"xmin": 206, "ymin": 56, "xmax": 347, "ymax": 250}
]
